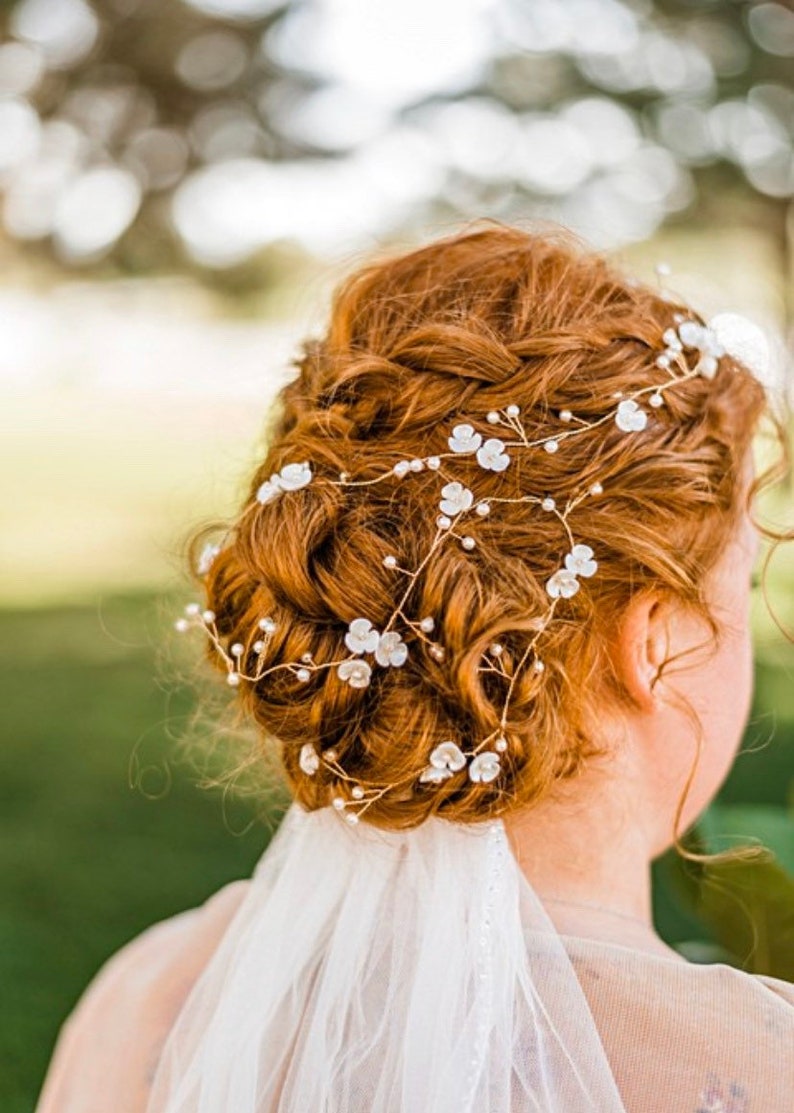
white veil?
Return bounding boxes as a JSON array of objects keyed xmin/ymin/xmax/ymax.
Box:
[{"xmin": 145, "ymin": 799, "xmax": 627, "ymax": 1112}]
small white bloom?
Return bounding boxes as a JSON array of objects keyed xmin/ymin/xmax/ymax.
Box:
[
  {"xmin": 662, "ymin": 327, "xmax": 682, "ymax": 352},
  {"xmin": 476, "ymin": 437, "xmax": 510, "ymax": 472},
  {"xmin": 256, "ymin": 476, "xmax": 281, "ymax": 504},
  {"xmin": 375, "ymin": 631, "xmax": 408, "ymax": 667},
  {"xmin": 197, "ymin": 542, "xmax": 221, "ymax": 575},
  {"xmin": 545, "ymin": 569, "xmax": 581, "ymax": 599},
  {"xmin": 615, "ymin": 399, "xmax": 648, "ymax": 433},
  {"xmin": 677, "ymin": 320, "xmax": 707, "ymax": 349},
  {"xmin": 448, "ymin": 423, "xmax": 483, "ymax": 454},
  {"xmin": 277, "ymin": 461, "xmax": 312, "ymax": 490},
  {"xmin": 299, "ymin": 742, "xmax": 320, "ymax": 775},
  {"xmin": 344, "ymin": 618, "xmax": 381, "ymax": 655},
  {"xmin": 468, "ymin": 751, "xmax": 501, "ymax": 783},
  {"xmin": 419, "ymin": 764, "xmax": 453, "ymax": 783},
  {"xmin": 429, "ymin": 740, "xmax": 467, "ymax": 771},
  {"xmin": 564, "ymin": 544, "xmax": 597, "ymax": 578},
  {"xmin": 337, "ymin": 658, "xmax": 372, "ymax": 688},
  {"xmin": 439, "ymin": 481, "xmax": 474, "ymax": 516},
  {"xmin": 701, "ymin": 329, "xmax": 725, "ymax": 358},
  {"xmin": 697, "ymin": 353, "xmax": 719, "ymax": 379}
]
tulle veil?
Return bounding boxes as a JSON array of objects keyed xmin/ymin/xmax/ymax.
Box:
[{"xmin": 145, "ymin": 799, "xmax": 627, "ymax": 1111}]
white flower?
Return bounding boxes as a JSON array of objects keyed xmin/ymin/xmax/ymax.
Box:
[
  {"xmin": 375, "ymin": 631, "xmax": 408, "ymax": 667},
  {"xmin": 439, "ymin": 481, "xmax": 474, "ymax": 516},
  {"xmin": 431, "ymin": 740, "xmax": 467, "ymax": 770},
  {"xmin": 299, "ymin": 742, "xmax": 320, "ymax": 775},
  {"xmin": 476, "ymin": 437, "xmax": 510, "ymax": 472},
  {"xmin": 344, "ymin": 618, "xmax": 381, "ymax": 655},
  {"xmin": 468, "ymin": 751, "xmax": 501, "ymax": 783},
  {"xmin": 448, "ymin": 423, "xmax": 482, "ymax": 454},
  {"xmin": 277, "ymin": 461, "xmax": 312, "ymax": 490},
  {"xmin": 564, "ymin": 544, "xmax": 597, "ymax": 578},
  {"xmin": 696, "ymin": 353, "xmax": 719, "ymax": 379},
  {"xmin": 662, "ymin": 327, "xmax": 682, "ymax": 352},
  {"xmin": 418, "ymin": 740, "xmax": 467, "ymax": 783},
  {"xmin": 545, "ymin": 569, "xmax": 581, "ymax": 599},
  {"xmin": 256, "ymin": 477, "xmax": 281, "ymax": 504},
  {"xmin": 256, "ymin": 462, "xmax": 312, "ymax": 503},
  {"xmin": 419, "ymin": 765, "xmax": 454, "ymax": 783},
  {"xmin": 615, "ymin": 399, "xmax": 648, "ymax": 433},
  {"xmin": 197, "ymin": 541, "xmax": 221, "ymax": 575},
  {"xmin": 677, "ymin": 320, "xmax": 707, "ymax": 349},
  {"xmin": 337, "ymin": 658, "xmax": 372, "ymax": 688}
]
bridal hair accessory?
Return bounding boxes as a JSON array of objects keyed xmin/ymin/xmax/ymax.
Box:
[{"xmin": 174, "ymin": 314, "xmax": 727, "ymax": 825}]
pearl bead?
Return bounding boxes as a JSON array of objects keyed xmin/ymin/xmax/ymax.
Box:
[
  {"xmin": 486, "ymin": 411, "xmax": 500, "ymax": 424},
  {"xmin": 559, "ymin": 410, "xmax": 572, "ymax": 422},
  {"xmin": 227, "ymin": 672, "xmax": 240, "ymax": 686},
  {"xmin": 301, "ymin": 652, "xmax": 313, "ymax": 663},
  {"xmin": 231, "ymin": 642, "xmax": 244, "ymax": 657},
  {"xmin": 296, "ymin": 668, "xmax": 310, "ymax": 682},
  {"xmin": 656, "ymin": 355, "xmax": 670, "ymax": 369},
  {"xmin": 174, "ymin": 618, "xmax": 189, "ymax": 632},
  {"xmin": 253, "ymin": 640, "xmax": 264, "ymax": 653},
  {"xmin": 345, "ymin": 812, "xmax": 359, "ymax": 824},
  {"xmin": 475, "ymin": 501, "xmax": 490, "ymax": 516},
  {"xmin": 332, "ymin": 797, "xmax": 345, "ymax": 810},
  {"xmin": 490, "ymin": 643, "xmax": 503, "ymax": 656},
  {"xmin": 544, "ymin": 439, "xmax": 558, "ymax": 453},
  {"xmin": 541, "ymin": 497, "xmax": 556, "ymax": 511},
  {"xmin": 589, "ymin": 481, "xmax": 603, "ymax": 495},
  {"xmin": 202, "ymin": 609, "xmax": 216, "ymax": 623},
  {"xmin": 383, "ymin": 554, "xmax": 397, "ymax": 568},
  {"xmin": 495, "ymin": 736, "xmax": 508, "ymax": 752},
  {"xmin": 649, "ymin": 392, "xmax": 664, "ymax": 408},
  {"xmin": 409, "ymin": 458, "xmax": 424, "ymax": 472},
  {"xmin": 259, "ymin": 617, "xmax": 276, "ymax": 632},
  {"xmin": 430, "ymin": 645, "xmax": 445, "ymax": 660},
  {"xmin": 325, "ymin": 749, "xmax": 338, "ymax": 762},
  {"xmin": 426, "ymin": 456, "xmax": 441, "ymax": 470},
  {"xmin": 505, "ymin": 404, "xmax": 520, "ymax": 417},
  {"xmin": 185, "ymin": 602, "xmax": 201, "ymax": 615},
  {"xmin": 352, "ymin": 786, "xmax": 365, "ymax": 799},
  {"xmin": 393, "ymin": 460, "xmax": 410, "ymax": 477},
  {"xmin": 612, "ymin": 390, "xmax": 624, "ymax": 398},
  {"xmin": 437, "ymin": 515, "xmax": 451, "ymax": 529},
  {"xmin": 533, "ymin": 659, "xmax": 545, "ymax": 673},
  {"xmin": 461, "ymin": 536, "xmax": 476, "ymax": 550},
  {"xmin": 419, "ymin": 616, "xmax": 435, "ymax": 632},
  {"xmin": 339, "ymin": 471, "xmax": 350, "ymax": 481}
]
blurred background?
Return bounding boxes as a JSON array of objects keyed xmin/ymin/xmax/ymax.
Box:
[{"xmin": 1, "ymin": 0, "xmax": 793, "ymax": 1107}]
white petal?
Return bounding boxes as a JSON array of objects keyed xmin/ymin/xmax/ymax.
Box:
[
  {"xmin": 299, "ymin": 742, "xmax": 320, "ymax": 775},
  {"xmin": 419, "ymin": 765, "xmax": 452, "ymax": 783}
]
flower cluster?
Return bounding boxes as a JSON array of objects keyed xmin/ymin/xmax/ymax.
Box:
[
  {"xmin": 175, "ymin": 312, "xmax": 729, "ymax": 825},
  {"xmin": 545, "ymin": 543, "xmax": 598, "ymax": 600},
  {"xmin": 255, "ymin": 461, "xmax": 313, "ymax": 505}
]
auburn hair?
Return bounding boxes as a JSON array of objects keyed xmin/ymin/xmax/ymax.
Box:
[{"xmin": 177, "ymin": 219, "xmax": 787, "ymax": 842}]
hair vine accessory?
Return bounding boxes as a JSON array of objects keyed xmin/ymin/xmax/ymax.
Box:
[{"xmin": 174, "ymin": 313, "xmax": 728, "ymax": 825}]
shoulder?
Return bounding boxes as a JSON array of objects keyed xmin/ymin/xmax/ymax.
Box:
[
  {"xmin": 35, "ymin": 879, "xmax": 251, "ymax": 1113},
  {"xmin": 753, "ymin": 970, "xmax": 794, "ymax": 1007}
]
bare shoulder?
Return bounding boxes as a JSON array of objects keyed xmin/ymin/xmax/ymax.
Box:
[{"xmin": 35, "ymin": 878, "xmax": 251, "ymax": 1113}]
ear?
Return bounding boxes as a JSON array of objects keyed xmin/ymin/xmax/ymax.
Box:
[{"xmin": 611, "ymin": 590, "xmax": 672, "ymax": 713}]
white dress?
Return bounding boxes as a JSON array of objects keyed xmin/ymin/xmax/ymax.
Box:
[{"xmin": 35, "ymin": 802, "xmax": 794, "ymax": 1112}]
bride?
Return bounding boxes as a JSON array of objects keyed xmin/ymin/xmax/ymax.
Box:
[{"xmin": 36, "ymin": 221, "xmax": 794, "ymax": 1111}]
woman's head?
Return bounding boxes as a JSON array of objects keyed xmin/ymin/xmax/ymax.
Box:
[{"xmin": 182, "ymin": 220, "xmax": 778, "ymax": 840}]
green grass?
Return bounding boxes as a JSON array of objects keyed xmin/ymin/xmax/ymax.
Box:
[
  {"xmin": 2, "ymin": 591, "xmax": 793, "ymax": 1111},
  {"xmin": 0, "ymin": 591, "xmax": 288, "ymax": 1113}
]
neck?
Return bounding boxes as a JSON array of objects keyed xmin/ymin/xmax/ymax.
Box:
[{"xmin": 501, "ymin": 770, "xmax": 656, "ymax": 934}]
